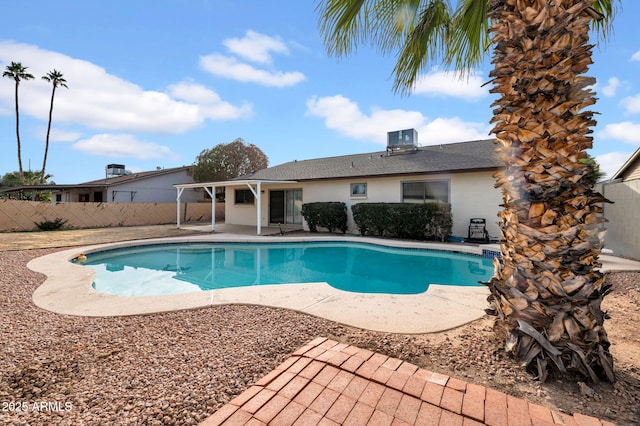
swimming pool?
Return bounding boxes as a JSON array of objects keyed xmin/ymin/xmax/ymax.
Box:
[{"xmin": 81, "ymin": 241, "xmax": 493, "ymax": 296}]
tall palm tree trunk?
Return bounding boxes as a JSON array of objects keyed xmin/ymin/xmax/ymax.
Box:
[
  {"xmin": 486, "ymin": 0, "xmax": 614, "ymax": 382},
  {"xmin": 13, "ymin": 82, "xmax": 25, "ymax": 186},
  {"xmin": 41, "ymin": 85, "xmax": 57, "ymax": 184}
]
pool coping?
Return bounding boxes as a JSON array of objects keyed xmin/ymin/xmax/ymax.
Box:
[{"xmin": 27, "ymin": 233, "xmax": 640, "ymax": 334}]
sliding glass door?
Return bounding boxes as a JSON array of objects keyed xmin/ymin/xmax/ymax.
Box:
[{"xmin": 269, "ymin": 189, "xmax": 302, "ymax": 225}]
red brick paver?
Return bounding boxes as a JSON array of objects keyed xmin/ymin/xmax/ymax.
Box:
[{"xmin": 199, "ymin": 339, "xmax": 617, "ymax": 426}]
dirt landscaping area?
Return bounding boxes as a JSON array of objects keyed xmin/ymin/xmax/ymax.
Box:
[
  {"xmin": 0, "ymin": 226, "xmax": 638, "ymax": 424},
  {"xmin": 0, "ymin": 225, "xmax": 204, "ymax": 251}
]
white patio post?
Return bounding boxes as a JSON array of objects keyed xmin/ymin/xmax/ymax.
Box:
[
  {"xmin": 256, "ymin": 181, "xmax": 262, "ymax": 235},
  {"xmin": 245, "ymin": 181, "xmax": 262, "ymax": 236},
  {"xmin": 211, "ymin": 186, "xmax": 216, "ymax": 232},
  {"xmin": 176, "ymin": 187, "xmax": 184, "ymax": 229},
  {"xmin": 202, "ymin": 186, "xmax": 216, "ymax": 232}
]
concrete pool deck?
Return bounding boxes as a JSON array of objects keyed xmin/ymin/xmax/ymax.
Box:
[{"xmin": 27, "ymin": 231, "xmax": 640, "ymax": 334}]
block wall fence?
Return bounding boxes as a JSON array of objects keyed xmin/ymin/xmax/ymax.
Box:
[{"xmin": 0, "ymin": 200, "xmax": 223, "ymax": 232}]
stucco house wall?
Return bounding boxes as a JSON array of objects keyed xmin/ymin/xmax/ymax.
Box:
[
  {"xmin": 106, "ymin": 170, "xmax": 200, "ymax": 203},
  {"xmin": 449, "ymin": 171, "xmax": 502, "ymax": 238},
  {"xmin": 224, "ymin": 183, "xmax": 265, "ymax": 226},
  {"xmin": 224, "ymin": 171, "xmax": 502, "ymax": 239}
]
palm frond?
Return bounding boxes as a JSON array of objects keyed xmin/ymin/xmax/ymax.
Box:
[
  {"xmin": 446, "ymin": 0, "xmax": 490, "ymax": 73},
  {"xmin": 317, "ymin": 0, "xmax": 429, "ymax": 57},
  {"xmin": 589, "ymin": 0, "xmax": 621, "ymax": 42},
  {"xmin": 316, "ymin": 0, "xmax": 369, "ymax": 57},
  {"xmin": 392, "ymin": 0, "xmax": 453, "ymax": 94}
]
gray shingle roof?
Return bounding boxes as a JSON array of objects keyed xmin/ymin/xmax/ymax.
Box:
[
  {"xmin": 237, "ymin": 139, "xmax": 499, "ymax": 181},
  {"xmin": 81, "ymin": 166, "xmax": 191, "ymax": 186}
]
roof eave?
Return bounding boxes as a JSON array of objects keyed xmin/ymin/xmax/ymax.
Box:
[
  {"xmin": 611, "ymin": 146, "xmax": 640, "ymax": 180},
  {"xmin": 259, "ymin": 166, "xmax": 503, "ymax": 183},
  {"xmin": 174, "ymin": 179, "xmax": 298, "ymax": 189}
]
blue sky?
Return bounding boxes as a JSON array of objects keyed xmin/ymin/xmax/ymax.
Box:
[{"xmin": 1, "ymin": 0, "xmax": 639, "ymax": 184}]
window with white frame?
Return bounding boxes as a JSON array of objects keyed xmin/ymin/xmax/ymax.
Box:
[
  {"xmin": 350, "ymin": 182, "xmax": 367, "ymax": 198},
  {"xmin": 402, "ymin": 180, "xmax": 449, "ymax": 203}
]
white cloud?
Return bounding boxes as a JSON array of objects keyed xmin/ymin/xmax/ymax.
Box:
[
  {"xmin": 595, "ymin": 151, "xmax": 635, "ymax": 179},
  {"xmin": 199, "ymin": 31, "xmax": 305, "ymax": 87},
  {"xmin": 631, "ymin": 50, "xmax": 640, "ymax": 61},
  {"xmin": 167, "ymin": 81, "xmax": 252, "ymax": 119},
  {"xmin": 621, "ymin": 93, "xmax": 640, "ymax": 114},
  {"xmin": 419, "ymin": 117, "xmax": 491, "ymax": 144},
  {"xmin": 601, "ymin": 77, "xmax": 620, "ymax": 97},
  {"xmin": 223, "ymin": 31, "xmax": 289, "ymax": 64},
  {"xmin": 306, "ymin": 95, "xmax": 490, "ymax": 145},
  {"xmin": 199, "ymin": 53, "xmax": 305, "ymax": 87},
  {"xmin": 306, "ymin": 95, "xmax": 423, "ymax": 142},
  {"xmin": 0, "ymin": 41, "xmax": 250, "ymax": 135},
  {"xmin": 168, "ymin": 81, "xmax": 226, "ymax": 104},
  {"xmin": 598, "ymin": 122, "xmax": 640, "ymax": 144},
  {"xmin": 73, "ymin": 134, "xmax": 178, "ymax": 160},
  {"xmin": 413, "ymin": 70, "xmax": 487, "ymax": 100},
  {"xmin": 34, "ymin": 127, "xmax": 82, "ymax": 142}
]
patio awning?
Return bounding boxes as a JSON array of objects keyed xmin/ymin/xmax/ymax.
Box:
[{"xmin": 174, "ymin": 179, "xmax": 297, "ymax": 235}]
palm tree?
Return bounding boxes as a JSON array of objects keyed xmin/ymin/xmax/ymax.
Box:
[
  {"xmin": 3, "ymin": 62, "xmax": 35, "ymax": 186},
  {"xmin": 41, "ymin": 69, "xmax": 68, "ymax": 184},
  {"xmin": 317, "ymin": 0, "xmax": 619, "ymax": 383}
]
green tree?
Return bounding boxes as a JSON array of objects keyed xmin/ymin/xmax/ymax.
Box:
[
  {"xmin": 192, "ymin": 138, "xmax": 269, "ymax": 183},
  {"xmin": 0, "ymin": 170, "xmax": 54, "ymax": 200},
  {"xmin": 3, "ymin": 62, "xmax": 35, "ymax": 186},
  {"xmin": 317, "ymin": 0, "xmax": 618, "ymax": 382},
  {"xmin": 41, "ymin": 69, "xmax": 68, "ymax": 184},
  {"xmin": 581, "ymin": 154, "xmax": 605, "ymax": 184},
  {"xmin": 1, "ymin": 170, "xmax": 54, "ymax": 187}
]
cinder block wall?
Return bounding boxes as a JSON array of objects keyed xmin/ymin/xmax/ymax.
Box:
[
  {"xmin": 0, "ymin": 200, "xmax": 218, "ymax": 232},
  {"xmin": 598, "ymin": 179, "xmax": 640, "ymax": 260}
]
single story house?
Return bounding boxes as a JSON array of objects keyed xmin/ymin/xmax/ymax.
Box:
[
  {"xmin": 177, "ymin": 133, "xmax": 503, "ymax": 239},
  {"xmin": 55, "ymin": 165, "xmax": 202, "ymax": 203},
  {"xmin": 1, "ymin": 165, "xmax": 204, "ymax": 204}
]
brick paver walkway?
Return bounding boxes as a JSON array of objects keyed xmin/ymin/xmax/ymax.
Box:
[{"xmin": 200, "ymin": 338, "xmax": 615, "ymax": 426}]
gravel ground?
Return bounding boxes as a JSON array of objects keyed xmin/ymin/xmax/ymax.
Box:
[{"xmin": 0, "ymin": 248, "xmax": 638, "ymax": 425}]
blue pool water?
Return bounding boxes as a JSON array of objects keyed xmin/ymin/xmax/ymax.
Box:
[{"xmin": 81, "ymin": 242, "xmax": 494, "ymax": 296}]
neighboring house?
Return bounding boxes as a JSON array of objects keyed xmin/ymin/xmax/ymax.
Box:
[
  {"xmin": 598, "ymin": 147, "xmax": 640, "ymax": 259},
  {"xmin": 54, "ymin": 165, "xmax": 202, "ymax": 203},
  {"xmin": 178, "ymin": 133, "xmax": 504, "ymax": 238},
  {"xmin": 1, "ymin": 165, "xmax": 203, "ymax": 204}
]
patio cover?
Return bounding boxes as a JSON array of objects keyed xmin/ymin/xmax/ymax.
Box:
[{"xmin": 174, "ymin": 179, "xmax": 297, "ymax": 235}]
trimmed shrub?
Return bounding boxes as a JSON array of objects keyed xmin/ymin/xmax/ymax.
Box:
[
  {"xmin": 301, "ymin": 202, "xmax": 348, "ymax": 233},
  {"xmin": 34, "ymin": 217, "xmax": 68, "ymax": 231},
  {"xmin": 351, "ymin": 202, "xmax": 452, "ymax": 241}
]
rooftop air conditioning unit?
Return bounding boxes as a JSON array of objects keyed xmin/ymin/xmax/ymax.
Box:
[
  {"xmin": 387, "ymin": 129, "xmax": 418, "ymax": 154},
  {"xmin": 106, "ymin": 164, "xmax": 127, "ymax": 177}
]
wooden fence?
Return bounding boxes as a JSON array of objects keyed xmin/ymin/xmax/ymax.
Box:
[{"xmin": 0, "ymin": 199, "xmax": 221, "ymax": 232}]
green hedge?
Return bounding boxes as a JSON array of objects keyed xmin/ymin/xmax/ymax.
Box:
[
  {"xmin": 351, "ymin": 202, "xmax": 452, "ymax": 241},
  {"xmin": 301, "ymin": 202, "xmax": 348, "ymax": 233}
]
